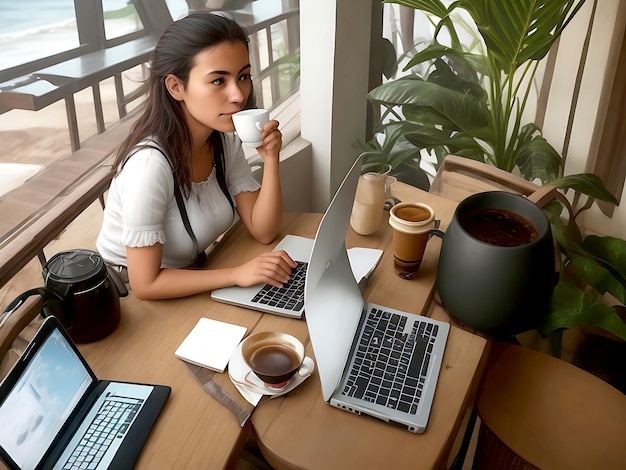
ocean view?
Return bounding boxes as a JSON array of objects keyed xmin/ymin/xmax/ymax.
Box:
[
  {"xmin": 0, "ymin": 0, "xmax": 188, "ymax": 70},
  {"xmin": 0, "ymin": 0, "xmax": 75, "ymax": 36}
]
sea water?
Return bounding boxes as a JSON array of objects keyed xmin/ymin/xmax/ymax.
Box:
[
  {"xmin": 0, "ymin": 0, "xmax": 78, "ymax": 70},
  {"xmin": 0, "ymin": 0, "xmax": 188, "ymax": 71}
]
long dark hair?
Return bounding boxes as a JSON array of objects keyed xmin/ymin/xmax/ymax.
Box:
[{"xmin": 114, "ymin": 12, "xmax": 250, "ymax": 195}]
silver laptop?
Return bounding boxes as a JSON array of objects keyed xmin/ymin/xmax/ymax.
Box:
[
  {"xmin": 304, "ymin": 154, "xmax": 450, "ymax": 433},
  {"xmin": 210, "ymin": 234, "xmax": 313, "ymax": 318},
  {"xmin": 0, "ymin": 315, "xmax": 170, "ymax": 470}
]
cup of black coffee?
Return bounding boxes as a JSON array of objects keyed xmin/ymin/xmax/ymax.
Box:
[{"xmin": 241, "ymin": 331, "xmax": 314, "ymax": 389}]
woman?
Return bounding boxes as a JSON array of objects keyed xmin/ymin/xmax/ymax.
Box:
[{"xmin": 97, "ymin": 12, "xmax": 295, "ymax": 300}]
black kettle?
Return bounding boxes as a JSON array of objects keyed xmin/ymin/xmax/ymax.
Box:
[{"xmin": 2, "ymin": 249, "xmax": 127, "ymax": 343}]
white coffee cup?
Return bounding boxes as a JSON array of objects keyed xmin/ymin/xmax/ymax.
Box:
[
  {"xmin": 241, "ymin": 331, "xmax": 314, "ymax": 389},
  {"xmin": 232, "ymin": 109, "xmax": 269, "ymax": 147}
]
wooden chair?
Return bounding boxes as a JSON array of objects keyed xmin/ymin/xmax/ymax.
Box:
[
  {"xmin": 429, "ymin": 154, "xmax": 568, "ymax": 207},
  {"xmin": 474, "ymin": 342, "xmax": 626, "ymax": 469},
  {"xmin": 430, "ymin": 154, "xmax": 540, "ymax": 201}
]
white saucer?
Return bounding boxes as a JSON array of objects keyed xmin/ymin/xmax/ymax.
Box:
[{"xmin": 228, "ymin": 341, "xmax": 312, "ymax": 404}]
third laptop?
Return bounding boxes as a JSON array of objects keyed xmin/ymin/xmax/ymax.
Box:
[
  {"xmin": 0, "ymin": 316, "xmax": 170, "ymax": 470},
  {"xmin": 304, "ymin": 153, "xmax": 450, "ymax": 433}
]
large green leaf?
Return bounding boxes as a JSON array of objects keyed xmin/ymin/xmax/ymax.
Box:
[
  {"xmin": 539, "ymin": 282, "xmax": 626, "ymax": 340},
  {"xmin": 427, "ymin": 58, "xmax": 487, "ymax": 102},
  {"xmin": 514, "ymin": 124, "xmax": 562, "ymax": 182},
  {"xmin": 548, "ymin": 174, "xmax": 619, "ymax": 204},
  {"xmin": 381, "ymin": 38, "xmax": 399, "ymax": 79},
  {"xmin": 402, "ymin": 104, "xmax": 458, "ymax": 130},
  {"xmin": 551, "ymin": 217, "xmax": 585, "ymax": 257},
  {"xmin": 402, "ymin": 126, "xmax": 454, "ymax": 148},
  {"xmin": 368, "ymin": 78, "xmax": 489, "ymax": 132},
  {"xmin": 459, "ymin": 0, "xmax": 586, "ymax": 73},
  {"xmin": 384, "ymin": 0, "xmax": 463, "ymax": 47},
  {"xmin": 583, "ymin": 235, "xmax": 626, "ymax": 284},
  {"xmin": 355, "ymin": 121, "xmax": 430, "ymax": 171},
  {"xmin": 404, "ymin": 44, "xmax": 489, "ymax": 79},
  {"xmin": 570, "ymin": 253, "xmax": 626, "ymax": 305}
]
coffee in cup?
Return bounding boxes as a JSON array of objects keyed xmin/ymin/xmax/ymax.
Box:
[
  {"xmin": 232, "ymin": 109, "xmax": 269, "ymax": 147},
  {"xmin": 241, "ymin": 331, "xmax": 314, "ymax": 389},
  {"xmin": 388, "ymin": 202, "xmax": 435, "ymax": 279},
  {"xmin": 459, "ymin": 207, "xmax": 539, "ymax": 247}
]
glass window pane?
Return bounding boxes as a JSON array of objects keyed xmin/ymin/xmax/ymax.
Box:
[
  {"xmin": 271, "ymin": 20, "xmax": 287, "ymax": 62},
  {"xmin": 0, "ymin": 0, "xmax": 79, "ymax": 70},
  {"xmin": 103, "ymin": 0, "xmax": 144, "ymax": 40},
  {"xmin": 165, "ymin": 0, "xmax": 189, "ymax": 20}
]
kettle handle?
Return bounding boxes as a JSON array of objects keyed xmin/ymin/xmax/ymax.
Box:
[
  {"xmin": 1, "ymin": 287, "xmax": 62, "ymax": 321},
  {"xmin": 106, "ymin": 265, "xmax": 129, "ymax": 298}
]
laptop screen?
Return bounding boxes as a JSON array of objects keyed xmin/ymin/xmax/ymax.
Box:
[{"xmin": 0, "ymin": 327, "xmax": 94, "ymax": 470}]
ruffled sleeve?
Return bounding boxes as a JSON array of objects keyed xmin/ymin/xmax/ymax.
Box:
[{"xmin": 117, "ymin": 147, "xmax": 173, "ymax": 248}]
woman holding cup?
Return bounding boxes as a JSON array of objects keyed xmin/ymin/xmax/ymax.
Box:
[{"xmin": 97, "ymin": 12, "xmax": 295, "ymax": 300}]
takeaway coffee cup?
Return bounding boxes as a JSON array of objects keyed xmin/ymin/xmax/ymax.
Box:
[
  {"xmin": 241, "ymin": 331, "xmax": 314, "ymax": 389},
  {"xmin": 389, "ymin": 202, "xmax": 436, "ymax": 279},
  {"xmin": 232, "ymin": 108, "xmax": 269, "ymax": 147}
]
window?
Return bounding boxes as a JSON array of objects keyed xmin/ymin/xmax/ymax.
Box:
[
  {"xmin": 0, "ymin": 0, "xmax": 80, "ymax": 70},
  {"xmin": 164, "ymin": 0, "xmax": 189, "ymax": 21},
  {"xmin": 103, "ymin": 0, "xmax": 144, "ymax": 40}
]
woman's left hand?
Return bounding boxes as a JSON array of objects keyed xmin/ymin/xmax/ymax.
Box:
[{"xmin": 256, "ymin": 120, "xmax": 282, "ymax": 161}]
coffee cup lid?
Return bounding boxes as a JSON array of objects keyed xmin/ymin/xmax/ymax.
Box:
[{"xmin": 389, "ymin": 203, "xmax": 435, "ymax": 234}]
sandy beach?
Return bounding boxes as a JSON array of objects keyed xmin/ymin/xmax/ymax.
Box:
[{"xmin": 0, "ymin": 69, "xmax": 145, "ymax": 194}]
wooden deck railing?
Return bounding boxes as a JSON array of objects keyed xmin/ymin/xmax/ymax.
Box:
[{"xmin": 0, "ymin": 0, "xmax": 301, "ymax": 291}]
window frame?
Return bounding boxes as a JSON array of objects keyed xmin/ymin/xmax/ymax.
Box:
[{"xmin": 0, "ymin": 0, "xmax": 168, "ymax": 84}]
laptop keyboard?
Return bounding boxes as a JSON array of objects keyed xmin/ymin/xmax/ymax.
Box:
[
  {"xmin": 61, "ymin": 394, "xmax": 144, "ymax": 470},
  {"xmin": 251, "ymin": 261, "xmax": 307, "ymax": 312},
  {"xmin": 343, "ymin": 307, "xmax": 439, "ymax": 415}
]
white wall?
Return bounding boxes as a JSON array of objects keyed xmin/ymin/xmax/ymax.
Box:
[{"xmin": 300, "ymin": 0, "xmax": 375, "ymax": 212}]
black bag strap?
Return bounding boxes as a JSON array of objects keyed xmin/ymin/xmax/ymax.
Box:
[
  {"xmin": 128, "ymin": 135, "xmax": 233, "ymax": 267},
  {"xmin": 210, "ymin": 131, "xmax": 235, "ymax": 213},
  {"xmin": 170, "ymin": 179, "xmax": 205, "ymax": 267}
]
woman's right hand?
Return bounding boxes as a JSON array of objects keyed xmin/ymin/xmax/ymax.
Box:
[{"xmin": 234, "ymin": 250, "xmax": 297, "ymax": 287}]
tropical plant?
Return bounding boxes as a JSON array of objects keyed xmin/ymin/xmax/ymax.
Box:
[{"xmin": 356, "ymin": 0, "xmax": 626, "ymax": 355}]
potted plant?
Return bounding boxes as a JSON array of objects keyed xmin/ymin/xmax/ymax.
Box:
[{"xmin": 357, "ymin": 0, "xmax": 626, "ymax": 357}]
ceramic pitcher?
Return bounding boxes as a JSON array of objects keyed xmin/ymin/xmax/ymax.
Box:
[{"xmin": 350, "ymin": 167, "xmax": 396, "ymax": 236}]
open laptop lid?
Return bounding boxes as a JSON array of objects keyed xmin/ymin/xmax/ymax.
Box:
[
  {"xmin": 304, "ymin": 154, "xmax": 366, "ymax": 401},
  {"xmin": 0, "ymin": 315, "xmax": 97, "ymax": 469}
]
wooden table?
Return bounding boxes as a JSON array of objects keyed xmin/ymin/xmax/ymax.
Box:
[
  {"xmin": 72, "ymin": 213, "xmax": 320, "ymax": 469},
  {"xmin": 71, "ymin": 183, "xmax": 488, "ymax": 469},
  {"xmin": 250, "ymin": 184, "xmax": 489, "ymax": 469}
]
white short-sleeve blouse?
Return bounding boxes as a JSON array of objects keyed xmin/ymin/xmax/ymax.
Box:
[{"xmin": 96, "ymin": 133, "xmax": 260, "ymax": 268}]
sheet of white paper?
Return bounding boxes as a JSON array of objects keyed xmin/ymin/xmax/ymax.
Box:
[
  {"xmin": 347, "ymin": 247, "xmax": 383, "ymax": 283},
  {"xmin": 175, "ymin": 318, "xmax": 247, "ymax": 373}
]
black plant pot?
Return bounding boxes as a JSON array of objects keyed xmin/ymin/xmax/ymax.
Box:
[{"xmin": 436, "ymin": 191, "xmax": 556, "ymax": 336}]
